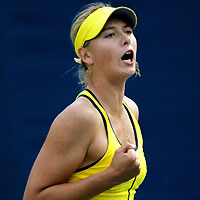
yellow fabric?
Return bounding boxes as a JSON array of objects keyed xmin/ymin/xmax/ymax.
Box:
[
  {"xmin": 74, "ymin": 6, "xmax": 137, "ymax": 57},
  {"xmin": 68, "ymin": 90, "xmax": 147, "ymax": 200}
]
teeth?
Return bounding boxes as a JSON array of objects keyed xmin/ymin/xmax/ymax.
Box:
[{"xmin": 121, "ymin": 50, "xmax": 133, "ymax": 63}]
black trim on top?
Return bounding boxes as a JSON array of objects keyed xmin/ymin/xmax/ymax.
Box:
[
  {"xmin": 123, "ymin": 104, "xmax": 138, "ymax": 150},
  {"xmin": 75, "ymin": 156, "xmax": 103, "ymax": 172},
  {"xmin": 84, "ymin": 89, "xmax": 104, "ymax": 107},
  {"xmin": 78, "ymin": 90, "xmax": 139, "ymax": 197},
  {"xmin": 85, "ymin": 89, "xmax": 138, "ymax": 148},
  {"xmin": 127, "ymin": 177, "xmax": 137, "ymax": 200},
  {"xmin": 78, "ymin": 94, "xmax": 108, "ymax": 138},
  {"xmin": 75, "ymin": 94, "xmax": 108, "ymax": 172},
  {"xmin": 85, "ymin": 89, "xmax": 122, "ymax": 145},
  {"xmin": 108, "ymin": 117, "xmax": 122, "ymax": 145}
]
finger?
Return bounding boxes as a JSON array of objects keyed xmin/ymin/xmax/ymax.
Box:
[
  {"xmin": 116, "ymin": 142, "xmax": 136, "ymax": 155},
  {"xmin": 115, "ymin": 142, "xmax": 129, "ymax": 153},
  {"xmin": 124, "ymin": 142, "xmax": 136, "ymax": 153},
  {"xmin": 126, "ymin": 150, "xmax": 140, "ymax": 163},
  {"xmin": 126, "ymin": 149, "xmax": 136, "ymax": 157},
  {"xmin": 135, "ymin": 152, "xmax": 139, "ymax": 160}
]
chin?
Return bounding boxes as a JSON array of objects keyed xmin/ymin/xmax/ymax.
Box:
[{"xmin": 123, "ymin": 67, "xmax": 136, "ymax": 77}]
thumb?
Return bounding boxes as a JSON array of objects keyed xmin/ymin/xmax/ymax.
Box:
[{"xmin": 119, "ymin": 142, "xmax": 136, "ymax": 153}]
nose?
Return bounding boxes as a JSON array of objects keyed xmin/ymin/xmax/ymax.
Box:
[{"xmin": 120, "ymin": 32, "xmax": 130, "ymax": 46}]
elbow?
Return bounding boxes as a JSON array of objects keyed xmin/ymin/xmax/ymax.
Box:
[
  {"xmin": 23, "ymin": 188, "xmax": 42, "ymax": 200},
  {"xmin": 23, "ymin": 191, "xmax": 35, "ymax": 200},
  {"xmin": 23, "ymin": 192, "xmax": 32, "ymax": 200}
]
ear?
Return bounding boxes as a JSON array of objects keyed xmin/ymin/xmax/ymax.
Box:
[{"xmin": 78, "ymin": 47, "xmax": 93, "ymax": 65}]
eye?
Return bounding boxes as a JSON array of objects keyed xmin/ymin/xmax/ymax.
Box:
[
  {"xmin": 105, "ymin": 33, "xmax": 115, "ymax": 38},
  {"xmin": 125, "ymin": 29, "xmax": 133, "ymax": 35}
]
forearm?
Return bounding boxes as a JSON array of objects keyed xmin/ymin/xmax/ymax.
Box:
[
  {"xmin": 26, "ymin": 168, "xmax": 117, "ymax": 200},
  {"xmin": 24, "ymin": 143, "xmax": 140, "ymax": 200}
]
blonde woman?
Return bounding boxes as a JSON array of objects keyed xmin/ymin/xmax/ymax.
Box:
[{"xmin": 23, "ymin": 2, "xmax": 147, "ymax": 200}]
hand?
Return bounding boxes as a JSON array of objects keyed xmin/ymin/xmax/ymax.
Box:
[{"xmin": 107, "ymin": 142, "xmax": 141, "ymax": 184}]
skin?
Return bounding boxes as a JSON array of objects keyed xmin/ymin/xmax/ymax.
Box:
[{"xmin": 23, "ymin": 17, "xmax": 141, "ymax": 200}]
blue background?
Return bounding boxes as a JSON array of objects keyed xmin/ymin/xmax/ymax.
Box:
[{"xmin": 1, "ymin": 0, "xmax": 200, "ymax": 199}]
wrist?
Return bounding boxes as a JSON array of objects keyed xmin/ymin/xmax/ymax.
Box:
[{"xmin": 101, "ymin": 166, "xmax": 121, "ymax": 187}]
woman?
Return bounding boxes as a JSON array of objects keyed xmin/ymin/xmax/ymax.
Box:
[{"xmin": 23, "ymin": 2, "xmax": 147, "ymax": 200}]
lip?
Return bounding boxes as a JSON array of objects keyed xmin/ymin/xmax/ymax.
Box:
[{"xmin": 121, "ymin": 49, "xmax": 134, "ymax": 65}]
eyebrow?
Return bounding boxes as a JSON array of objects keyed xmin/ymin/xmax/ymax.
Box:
[
  {"xmin": 100, "ymin": 26, "xmax": 115, "ymax": 34},
  {"xmin": 100, "ymin": 24, "xmax": 131, "ymax": 35}
]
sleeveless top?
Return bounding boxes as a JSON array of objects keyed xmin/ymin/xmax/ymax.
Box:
[{"xmin": 68, "ymin": 89, "xmax": 147, "ymax": 200}]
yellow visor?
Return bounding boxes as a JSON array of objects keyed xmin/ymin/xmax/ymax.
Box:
[{"xmin": 74, "ymin": 6, "xmax": 137, "ymax": 58}]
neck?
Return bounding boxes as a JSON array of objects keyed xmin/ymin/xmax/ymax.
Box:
[{"xmin": 87, "ymin": 77, "xmax": 126, "ymax": 117}]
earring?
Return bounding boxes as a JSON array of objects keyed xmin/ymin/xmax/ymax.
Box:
[{"xmin": 135, "ymin": 62, "xmax": 141, "ymax": 77}]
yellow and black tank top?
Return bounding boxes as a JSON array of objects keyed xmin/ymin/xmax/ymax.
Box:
[{"xmin": 68, "ymin": 89, "xmax": 147, "ymax": 200}]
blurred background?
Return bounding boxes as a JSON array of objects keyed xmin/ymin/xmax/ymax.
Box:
[{"xmin": 1, "ymin": 0, "xmax": 200, "ymax": 199}]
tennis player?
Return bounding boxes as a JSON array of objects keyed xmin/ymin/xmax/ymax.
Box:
[{"xmin": 23, "ymin": 2, "xmax": 147, "ymax": 200}]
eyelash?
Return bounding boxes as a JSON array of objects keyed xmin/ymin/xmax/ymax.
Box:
[
  {"xmin": 105, "ymin": 30, "xmax": 133, "ymax": 38},
  {"xmin": 105, "ymin": 33, "xmax": 115, "ymax": 38},
  {"xmin": 126, "ymin": 30, "xmax": 133, "ymax": 34}
]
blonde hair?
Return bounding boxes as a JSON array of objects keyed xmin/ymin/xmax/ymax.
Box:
[
  {"xmin": 70, "ymin": 2, "xmax": 141, "ymax": 87},
  {"xmin": 70, "ymin": 2, "xmax": 110, "ymax": 87}
]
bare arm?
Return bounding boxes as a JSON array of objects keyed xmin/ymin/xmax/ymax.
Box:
[{"xmin": 23, "ymin": 99, "xmax": 140, "ymax": 200}]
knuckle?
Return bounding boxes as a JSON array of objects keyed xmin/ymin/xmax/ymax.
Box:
[
  {"xmin": 131, "ymin": 155, "xmax": 137, "ymax": 163},
  {"xmin": 134, "ymin": 159, "xmax": 140, "ymax": 168},
  {"xmin": 132, "ymin": 156, "xmax": 137, "ymax": 163},
  {"xmin": 138, "ymin": 166, "xmax": 141, "ymax": 174},
  {"xmin": 137, "ymin": 160, "xmax": 140, "ymax": 167},
  {"xmin": 132, "ymin": 154, "xmax": 137, "ymax": 162},
  {"xmin": 135, "ymin": 165, "xmax": 141, "ymax": 175}
]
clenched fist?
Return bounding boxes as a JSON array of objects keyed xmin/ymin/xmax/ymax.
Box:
[{"xmin": 107, "ymin": 142, "xmax": 141, "ymax": 184}]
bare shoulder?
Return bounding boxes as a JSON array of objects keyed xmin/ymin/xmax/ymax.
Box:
[
  {"xmin": 48, "ymin": 96, "xmax": 100, "ymax": 145},
  {"xmin": 123, "ymin": 96, "xmax": 139, "ymax": 120},
  {"xmin": 24, "ymin": 97, "xmax": 100, "ymax": 194}
]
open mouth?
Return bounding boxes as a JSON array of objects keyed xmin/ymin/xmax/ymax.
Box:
[{"xmin": 121, "ymin": 50, "xmax": 134, "ymax": 63}]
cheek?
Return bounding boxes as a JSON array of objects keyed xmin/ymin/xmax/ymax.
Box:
[
  {"xmin": 132, "ymin": 37, "xmax": 137, "ymax": 52},
  {"xmin": 91, "ymin": 42, "xmax": 117, "ymax": 64}
]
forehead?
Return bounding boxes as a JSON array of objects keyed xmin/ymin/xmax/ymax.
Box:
[
  {"xmin": 102, "ymin": 17, "xmax": 131, "ymax": 31},
  {"xmin": 104, "ymin": 16, "xmax": 132, "ymax": 29}
]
